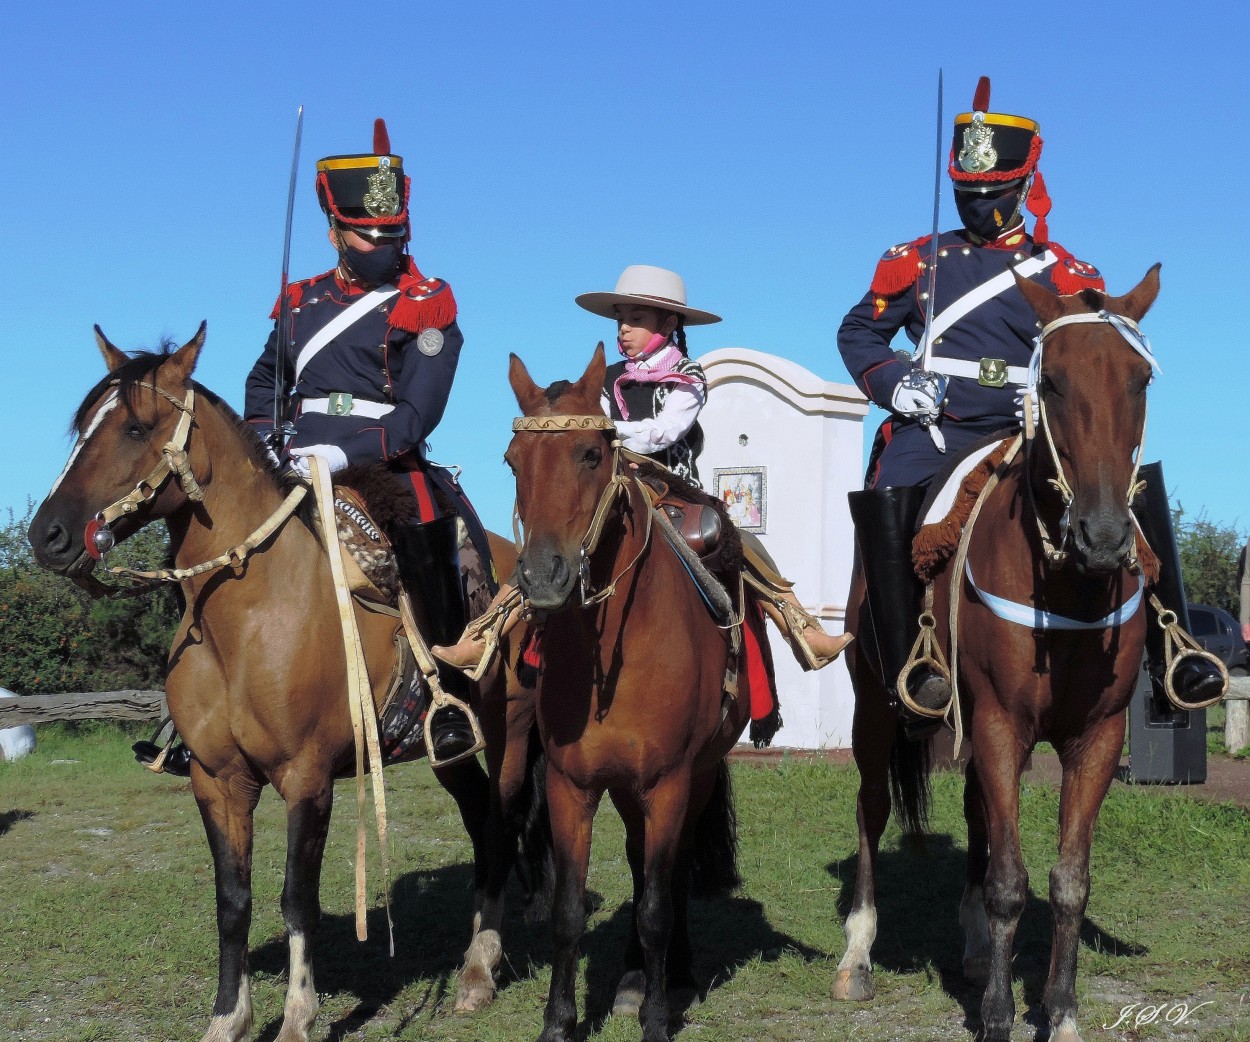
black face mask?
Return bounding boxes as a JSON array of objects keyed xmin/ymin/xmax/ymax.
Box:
[
  {"xmin": 954, "ymin": 185, "xmax": 1024, "ymax": 242},
  {"xmin": 341, "ymin": 241, "xmax": 407, "ymax": 285}
]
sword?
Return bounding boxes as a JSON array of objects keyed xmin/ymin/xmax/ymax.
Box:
[
  {"xmin": 270, "ymin": 104, "xmax": 305, "ymax": 452},
  {"xmin": 914, "ymin": 70, "xmax": 947, "ymax": 452}
]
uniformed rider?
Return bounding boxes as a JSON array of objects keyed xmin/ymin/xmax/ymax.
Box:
[
  {"xmin": 244, "ymin": 118, "xmax": 481, "ymax": 765},
  {"xmin": 838, "ymin": 77, "xmax": 1224, "ymax": 732}
]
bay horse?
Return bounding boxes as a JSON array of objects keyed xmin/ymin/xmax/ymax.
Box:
[
  {"xmin": 834, "ymin": 267, "xmax": 1165, "ymax": 1042},
  {"xmin": 506, "ymin": 346, "xmax": 751, "ymax": 1042},
  {"xmin": 26, "ymin": 326, "xmax": 544, "ymax": 1042}
]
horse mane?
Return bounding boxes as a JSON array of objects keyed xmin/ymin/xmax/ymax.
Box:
[
  {"xmin": 542, "ymin": 380, "xmax": 575, "ymax": 405},
  {"xmin": 71, "ymin": 342, "xmax": 305, "ymax": 501},
  {"xmin": 1076, "ymin": 287, "xmax": 1105, "ymax": 311}
]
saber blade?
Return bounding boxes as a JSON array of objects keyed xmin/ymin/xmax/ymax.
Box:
[{"xmin": 272, "ymin": 104, "xmax": 305, "ymax": 449}]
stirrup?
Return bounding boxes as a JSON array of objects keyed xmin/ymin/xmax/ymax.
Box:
[
  {"xmin": 132, "ymin": 717, "xmax": 177, "ymax": 774},
  {"xmin": 774, "ymin": 597, "xmax": 854, "ymax": 671},
  {"xmin": 1152, "ymin": 598, "xmax": 1229, "ymax": 710},
  {"xmin": 423, "ymin": 691, "xmax": 486, "ymax": 770},
  {"xmin": 896, "ymin": 608, "xmax": 952, "ymax": 721},
  {"xmin": 435, "ymin": 587, "xmax": 525, "ymax": 682}
]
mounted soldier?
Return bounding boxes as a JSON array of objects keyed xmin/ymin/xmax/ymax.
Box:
[
  {"xmin": 135, "ymin": 117, "xmax": 488, "ymax": 775},
  {"xmin": 838, "ymin": 76, "xmax": 1224, "ymax": 733}
]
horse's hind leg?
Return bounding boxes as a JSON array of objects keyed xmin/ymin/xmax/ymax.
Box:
[
  {"xmin": 193, "ymin": 767, "xmax": 262, "ymax": 1042},
  {"xmin": 959, "ymin": 762, "xmax": 992, "ymax": 985},
  {"xmin": 832, "ymin": 678, "xmax": 893, "ymax": 1002},
  {"xmin": 1044, "ymin": 714, "xmax": 1126, "ymax": 1042},
  {"xmin": 275, "ymin": 784, "xmax": 335, "ymax": 1042}
]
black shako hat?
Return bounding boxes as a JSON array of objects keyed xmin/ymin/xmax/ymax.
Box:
[
  {"xmin": 949, "ymin": 76, "xmax": 1041, "ymax": 187},
  {"xmin": 315, "ymin": 118, "xmax": 410, "ymax": 237}
]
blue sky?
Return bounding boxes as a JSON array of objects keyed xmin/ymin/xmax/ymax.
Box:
[{"xmin": 2, "ymin": 2, "xmax": 1245, "ymax": 536}]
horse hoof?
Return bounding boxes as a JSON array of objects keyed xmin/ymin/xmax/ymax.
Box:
[
  {"xmin": 612, "ymin": 970, "xmax": 646, "ymax": 1017},
  {"xmin": 1050, "ymin": 1015, "xmax": 1084, "ymax": 1042},
  {"xmin": 454, "ymin": 980, "xmax": 497, "ymax": 1012},
  {"xmin": 831, "ymin": 966, "xmax": 874, "ymax": 1002},
  {"xmin": 962, "ymin": 955, "xmax": 990, "ymax": 986}
]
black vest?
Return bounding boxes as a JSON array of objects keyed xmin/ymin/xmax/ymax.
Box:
[{"xmin": 604, "ymin": 356, "xmax": 706, "ymax": 484}]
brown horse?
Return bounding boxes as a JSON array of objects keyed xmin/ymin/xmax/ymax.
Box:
[
  {"xmin": 834, "ymin": 268, "xmax": 1166, "ymax": 1042},
  {"xmin": 26, "ymin": 326, "xmax": 544, "ymax": 1042},
  {"xmin": 506, "ymin": 345, "xmax": 751, "ymax": 1042}
]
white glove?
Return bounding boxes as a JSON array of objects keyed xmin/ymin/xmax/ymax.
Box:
[
  {"xmin": 1015, "ymin": 340, "xmax": 1043, "ymax": 428},
  {"xmin": 289, "ymin": 444, "xmax": 349, "ymax": 479},
  {"xmin": 1013, "ymin": 389, "xmax": 1040, "ymax": 428},
  {"xmin": 890, "ymin": 370, "xmax": 946, "ymax": 423}
]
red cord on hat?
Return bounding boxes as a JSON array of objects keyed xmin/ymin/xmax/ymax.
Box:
[{"xmin": 1027, "ymin": 168, "xmax": 1052, "ymax": 245}]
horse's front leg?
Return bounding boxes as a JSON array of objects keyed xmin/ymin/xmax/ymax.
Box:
[
  {"xmin": 636, "ymin": 771, "xmax": 691, "ymax": 1042},
  {"xmin": 973, "ymin": 717, "xmax": 1030, "ymax": 1042},
  {"xmin": 274, "ymin": 780, "xmax": 335, "ymax": 1042},
  {"xmin": 192, "ymin": 764, "xmax": 262, "ymax": 1042},
  {"xmin": 832, "ymin": 677, "xmax": 894, "ymax": 1002},
  {"xmin": 538, "ymin": 763, "xmax": 598, "ymax": 1042},
  {"xmin": 1044, "ymin": 712, "xmax": 1126, "ymax": 1042}
]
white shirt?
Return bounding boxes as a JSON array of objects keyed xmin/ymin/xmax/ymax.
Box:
[{"xmin": 600, "ymin": 354, "xmax": 707, "ymax": 455}]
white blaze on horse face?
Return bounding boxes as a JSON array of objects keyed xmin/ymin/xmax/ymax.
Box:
[{"xmin": 48, "ymin": 389, "xmax": 121, "ymax": 498}]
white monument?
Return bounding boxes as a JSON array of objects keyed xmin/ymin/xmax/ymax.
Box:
[{"xmin": 697, "ymin": 348, "xmax": 868, "ymax": 749}]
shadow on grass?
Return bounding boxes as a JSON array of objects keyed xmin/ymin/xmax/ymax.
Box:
[
  {"xmin": 0, "ymin": 809, "xmax": 35, "ymax": 836},
  {"xmin": 829, "ymin": 832, "xmax": 1147, "ymax": 1040},
  {"xmin": 246, "ymin": 859, "xmax": 820, "ymax": 1041},
  {"xmin": 574, "ymin": 892, "xmax": 824, "ymax": 1040}
]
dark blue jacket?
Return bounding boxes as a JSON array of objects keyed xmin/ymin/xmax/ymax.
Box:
[
  {"xmin": 244, "ymin": 258, "xmax": 462, "ymax": 464},
  {"xmin": 838, "ymin": 228, "xmax": 1103, "ymax": 425}
]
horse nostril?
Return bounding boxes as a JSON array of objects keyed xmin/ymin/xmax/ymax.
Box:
[
  {"xmin": 550, "ymin": 556, "xmax": 570, "ymax": 586},
  {"xmin": 41, "ymin": 519, "xmax": 72, "ymax": 556}
]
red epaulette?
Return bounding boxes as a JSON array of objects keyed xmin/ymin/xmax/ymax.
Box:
[
  {"xmin": 268, "ymin": 270, "xmax": 332, "ymax": 319},
  {"xmin": 390, "ymin": 270, "xmax": 458, "ymax": 333},
  {"xmin": 1047, "ymin": 243, "xmax": 1105, "ymax": 295},
  {"xmin": 869, "ymin": 234, "xmax": 933, "ymax": 297}
]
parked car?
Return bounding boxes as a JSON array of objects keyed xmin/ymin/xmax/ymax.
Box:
[{"xmin": 1186, "ymin": 604, "xmax": 1250, "ymax": 676}]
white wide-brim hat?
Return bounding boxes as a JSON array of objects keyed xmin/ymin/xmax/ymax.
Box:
[{"xmin": 575, "ymin": 264, "xmax": 721, "ymax": 325}]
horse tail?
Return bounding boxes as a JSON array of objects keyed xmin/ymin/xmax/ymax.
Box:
[
  {"xmin": 889, "ymin": 720, "xmax": 932, "ymax": 834},
  {"xmin": 514, "ymin": 727, "xmax": 555, "ymax": 922},
  {"xmin": 690, "ymin": 759, "xmax": 741, "ymax": 897}
]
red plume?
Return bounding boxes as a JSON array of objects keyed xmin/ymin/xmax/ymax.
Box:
[
  {"xmin": 373, "ymin": 118, "xmax": 391, "ymax": 155},
  {"xmin": 972, "ymin": 76, "xmax": 991, "ymax": 112}
]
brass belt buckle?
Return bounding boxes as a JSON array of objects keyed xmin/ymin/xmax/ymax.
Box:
[
  {"xmin": 327, "ymin": 392, "xmax": 354, "ymax": 416},
  {"xmin": 978, "ymin": 358, "xmax": 1007, "ymax": 387}
]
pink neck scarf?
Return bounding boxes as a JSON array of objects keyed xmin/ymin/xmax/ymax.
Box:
[{"xmin": 612, "ymin": 336, "xmax": 702, "ymax": 420}]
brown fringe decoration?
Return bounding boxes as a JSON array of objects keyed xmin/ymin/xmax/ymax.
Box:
[
  {"xmin": 912, "ymin": 438, "xmax": 1016, "ymax": 583},
  {"xmin": 1134, "ymin": 530, "xmax": 1161, "ymax": 586}
]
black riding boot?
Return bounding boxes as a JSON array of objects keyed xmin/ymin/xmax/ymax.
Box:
[
  {"xmin": 391, "ymin": 514, "xmax": 480, "ymax": 763},
  {"xmin": 848, "ymin": 485, "xmax": 952, "ymax": 736},
  {"xmin": 132, "ymin": 735, "xmax": 192, "ymax": 777},
  {"xmin": 1133, "ymin": 462, "xmax": 1227, "ymax": 710}
]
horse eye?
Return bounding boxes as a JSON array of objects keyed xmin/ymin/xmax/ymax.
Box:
[
  {"xmin": 1039, "ymin": 373, "xmax": 1060, "ymax": 398},
  {"xmin": 579, "ymin": 445, "xmax": 603, "ymax": 468},
  {"xmin": 503, "ymin": 453, "xmax": 517, "ymax": 475},
  {"xmin": 125, "ymin": 421, "xmax": 152, "ymax": 440}
]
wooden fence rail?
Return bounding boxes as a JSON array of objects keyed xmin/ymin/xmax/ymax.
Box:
[{"xmin": 0, "ymin": 690, "xmax": 166, "ymax": 727}]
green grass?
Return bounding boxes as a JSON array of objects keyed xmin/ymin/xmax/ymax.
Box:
[{"xmin": 3, "ymin": 727, "xmax": 1250, "ymax": 1040}]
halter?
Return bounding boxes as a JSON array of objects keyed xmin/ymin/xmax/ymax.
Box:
[
  {"xmin": 1019, "ymin": 310, "xmax": 1157, "ymax": 568},
  {"xmin": 510, "ymin": 413, "xmax": 654, "ymax": 607},
  {"xmin": 79, "ymin": 380, "xmax": 307, "ymax": 597}
]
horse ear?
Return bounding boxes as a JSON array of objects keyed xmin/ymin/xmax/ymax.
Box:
[
  {"xmin": 94, "ymin": 325, "xmax": 129, "ymax": 372},
  {"xmin": 577, "ymin": 342, "xmax": 607, "ymax": 401},
  {"xmin": 1013, "ymin": 270, "xmax": 1064, "ymax": 325},
  {"xmin": 168, "ymin": 321, "xmax": 207, "ymax": 383},
  {"xmin": 508, "ymin": 352, "xmax": 546, "ymax": 414},
  {"xmin": 1111, "ymin": 263, "xmax": 1162, "ymax": 322}
]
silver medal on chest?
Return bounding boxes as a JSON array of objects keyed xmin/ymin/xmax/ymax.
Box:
[{"xmin": 417, "ymin": 328, "xmax": 444, "ymax": 356}]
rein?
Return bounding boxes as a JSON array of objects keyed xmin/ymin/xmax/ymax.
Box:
[
  {"xmin": 1019, "ymin": 309, "xmax": 1154, "ymax": 569},
  {"xmin": 78, "ymin": 380, "xmax": 308, "ymax": 598},
  {"xmin": 510, "ymin": 414, "xmax": 654, "ymax": 608}
]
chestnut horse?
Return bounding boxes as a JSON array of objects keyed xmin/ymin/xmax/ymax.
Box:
[
  {"xmin": 834, "ymin": 268, "xmax": 1165, "ymax": 1042},
  {"xmin": 26, "ymin": 326, "xmax": 544, "ymax": 1042},
  {"xmin": 506, "ymin": 346, "xmax": 750, "ymax": 1042}
]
